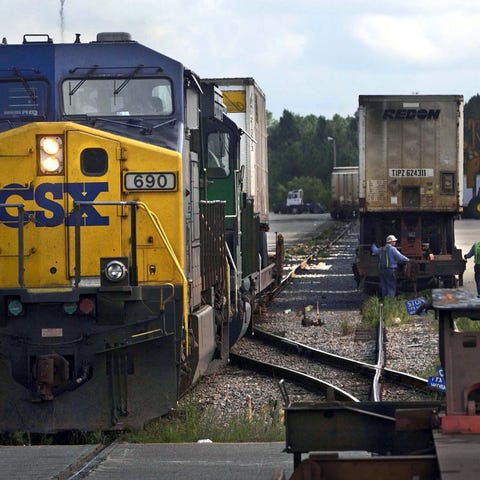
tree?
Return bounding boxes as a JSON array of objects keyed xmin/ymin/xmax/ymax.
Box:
[{"xmin": 267, "ymin": 110, "xmax": 358, "ymax": 207}]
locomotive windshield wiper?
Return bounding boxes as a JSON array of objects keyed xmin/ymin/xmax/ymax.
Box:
[
  {"xmin": 113, "ymin": 65, "xmax": 145, "ymax": 95},
  {"xmin": 67, "ymin": 65, "xmax": 99, "ymax": 97},
  {"xmin": 149, "ymin": 118, "xmax": 177, "ymax": 132},
  {"xmin": 88, "ymin": 115, "xmax": 176, "ymax": 136},
  {"xmin": 89, "ymin": 116, "xmax": 153, "ymax": 132},
  {"xmin": 12, "ymin": 67, "xmax": 37, "ymax": 103}
]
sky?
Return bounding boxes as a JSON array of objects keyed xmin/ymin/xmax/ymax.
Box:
[{"xmin": 2, "ymin": 0, "xmax": 480, "ymax": 120}]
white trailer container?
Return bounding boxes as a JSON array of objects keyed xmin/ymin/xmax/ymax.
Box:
[
  {"xmin": 204, "ymin": 78, "xmax": 269, "ymax": 227},
  {"xmin": 354, "ymin": 94, "xmax": 465, "ymax": 292},
  {"xmin": 330, "ymin": 166, "xmax": 359, "ymax": 219},
  {"xmin": 358, "ymin": 95, "xmax": 463, "ymax": 214}
]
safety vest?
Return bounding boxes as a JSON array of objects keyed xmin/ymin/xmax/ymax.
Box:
[
  {"xmin": 475, "ymin": 242, "xmax": 480, "ymax": 265},
  {"xmin": 379, "ymin": 245, "xmax": 390, "ymax": 269}
]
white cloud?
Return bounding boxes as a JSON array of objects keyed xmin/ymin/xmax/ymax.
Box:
[
  {"xmin": 355, "ymin": 15, "xmax": 438, "ymax": 62},
  {"xmin": 354, "ymin": 11, "xmax": 480, "ymax": 65},
  {"xmin": 4, "ymin": 0, "xmax": 480, "ymax": 118},
  {"xmin": 253, "ymin": 30, "xmax": 307, "ymax": 68}
]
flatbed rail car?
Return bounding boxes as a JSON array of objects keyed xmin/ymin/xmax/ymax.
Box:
[
  {"xmin": 0, "ymin": 33, "xmax": 275, "ymax": 433},
  {"xmin": 353, "ymin": 95, "xmax": 466, "ymax": 293}
]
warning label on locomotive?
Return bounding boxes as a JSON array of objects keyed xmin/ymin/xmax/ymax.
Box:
[
  {"xmin": 389, "ymin": 168, "xmax": 434, "ymax": 178},
  {"xmin": 124, "ymin": 172, "xmax": 177, "ymax": 191},
  {"xmin": 41, "ymin": 328, "xmax": 63, "ymax": 338}
]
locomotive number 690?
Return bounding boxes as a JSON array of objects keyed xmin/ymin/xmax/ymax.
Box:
[{"xmin": 124, "ymin": 172, "xmax": 177, "ymax": 191}]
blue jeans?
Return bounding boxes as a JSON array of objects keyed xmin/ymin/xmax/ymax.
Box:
[
  {"xmin": 379, "ymin": 268, "xmax": 396, "ymax": 298},
  {"xmin": 475, "ymin": 264, "xmax": 480, "ymax": 295}
]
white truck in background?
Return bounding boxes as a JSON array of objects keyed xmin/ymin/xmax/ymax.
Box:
[{"xmin": 272, "ymin": 189, "xmax": 326, "ymax": 214}]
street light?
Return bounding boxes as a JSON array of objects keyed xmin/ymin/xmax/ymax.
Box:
[{"xmin": 327, "ymin": 136, "xmax": 337, "ymax": 169}]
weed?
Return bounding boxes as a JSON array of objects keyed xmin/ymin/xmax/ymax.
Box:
[
  {"xmin": 454, "ymin": 317, "xmax": 480, "ymax": 332},
  {"xmin": 126, "ymin": 398, "xmax": 285, "ymax": 443},
  {"xmin": 340, "ymin": 319, "xmax": 356, "ymax": 336},
  {"xmin": 361, "ymin": 293, "xmax": 433, "ymax": 328}
]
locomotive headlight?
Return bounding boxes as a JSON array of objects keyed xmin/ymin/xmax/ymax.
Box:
[
  {"xmin": 39, "ymin": 136, "xmax": 64, "ymax": 174},
  {"xmin": 104, "ymin": 260, "xmax": 128, "ymax": 282},
  {"xmin": 41, "ymin": 156, "xmax": 61, "ymax": 172},
  {"xmin": 100, "ymin": 257, "xmax": 129, "ymax": 288},
  {"xmin": 41, "ymin": 137, "xmax": 60, "ymax": 155}
]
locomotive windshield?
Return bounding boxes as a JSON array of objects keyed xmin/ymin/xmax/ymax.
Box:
[
  {"xmin": 62, "ymin": 77, "xmax": 173, "ymax": 117},
  {"xmin": 0, "ymin": 80, "xmax": 49, "ymax": 118}
]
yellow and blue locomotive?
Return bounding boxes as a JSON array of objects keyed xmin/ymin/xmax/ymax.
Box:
[{"xmin": 0, "ymin": 33, "xmax": 273, "ymax": 432}]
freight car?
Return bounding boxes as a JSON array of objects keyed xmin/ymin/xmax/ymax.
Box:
[
  {"xmin": 353, "ymin": 95, "xmax": 466, "ymax": 293},
  {"xmin": 330, "ymin": 166, "xmax": 359, "ymax": 219},
  {"xmin": 0, "ymin": 33, "xmax": 275, "ymax": 433},
  {"xmin": 202, "ymin": 77, "xmax": 271, "ymax": 275}
]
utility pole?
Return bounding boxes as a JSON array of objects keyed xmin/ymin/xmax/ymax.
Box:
[{"xmin": 327, "ymin": 136, "xmax": 337, "ymax": 169}]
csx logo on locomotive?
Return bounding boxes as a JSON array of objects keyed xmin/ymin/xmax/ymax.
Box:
[{"xmin": 0, "ymin": 182, "xmax": 109, "ymax": 227}]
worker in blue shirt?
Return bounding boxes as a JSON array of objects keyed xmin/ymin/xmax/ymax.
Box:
[
  {"xmin": 371, "ymin": 235, "xmax": 410, "ymax": 298},
  {"xmin": 464, "ymin": 241, "xmax": 480, "ymax": 297}
]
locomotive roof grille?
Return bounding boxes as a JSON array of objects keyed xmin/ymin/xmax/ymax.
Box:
[{"xmin": 95, "ymin": 32, "xmax": 133, "ymax": 43}]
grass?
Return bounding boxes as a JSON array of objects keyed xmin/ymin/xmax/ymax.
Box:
[
  {"xmin": 360, "ymin": 292, "xmax": 444, "ymax": 384},
  {"xmin": 135, "ymin": 292, "xmax": 440, "ymax": 444},
  {"xmin": 340, "ymin": 319, "xmax": 356, "ymax": 335},
  {"xmin": 361, "ymin": 291, "xmax": 433, "ymax": 328},
  {"xmin": 0, "ymin": 429, "xmax": 112, "ymax": 446},
  {"xmin": 454, "ymin": 317, "xmax": 480, "ymax": 332},
  {"xmin": 127, "ymin": 398, "xmax": 285, "ymax": 443},
  {"xmin": 1, "ymin": 400, "xmax": 285, "ymax": 445}
]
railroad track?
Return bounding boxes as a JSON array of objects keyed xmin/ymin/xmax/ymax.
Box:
[
  {"xmin": 182, "ymin": 219, "xmax": 440, "ymax": 418},
  {"xmin": 229, "ymin": 352, "xmax": 359, "ymax": 402},
  {"xmin": 271, "ymin": 221, "xmax": 354, "ymax": 297},
  {"xmin": 231, "ymin": 219, "xmax": 435, "ymax": 404},
  {"xmin": 231, "ymin": 321, "xmax": 431, "ymax": 404},
  {"xmin": 58, "ymin": 440, "xmax": 118, "ymax": 480}
]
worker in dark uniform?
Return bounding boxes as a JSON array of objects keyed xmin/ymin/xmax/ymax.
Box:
[
  {"xmin": 371, "ymin": 234, "xmax": 410, "ymax": 298},
  {"xmin": 464, "ymin": 241, "xmax": 480, "ymax": 297}
]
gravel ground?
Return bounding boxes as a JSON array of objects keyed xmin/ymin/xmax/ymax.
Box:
[{"xmin": 180, "ymin": 220, "xmax": 441, "ymax": 418}]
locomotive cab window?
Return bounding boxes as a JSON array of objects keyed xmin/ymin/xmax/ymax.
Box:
[
  {"xmin": 61, "ymin": 77, "xmax": 173, "ymax": 117},
  {"xmin": 207, "ymin": 132, "xmax": 230, "ymax": 178},
  {"xmin": 0, "ymin": 79, "xmax": 49, "ymax": 119}
]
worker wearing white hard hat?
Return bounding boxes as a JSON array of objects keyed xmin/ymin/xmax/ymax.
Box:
[
  {"xmin": 371, "ymin": 234, "xmax": 410, "ymax": 298},
  {"xmin": 386, "ymin": 234, "xmax": 397, "ymax": 243}
]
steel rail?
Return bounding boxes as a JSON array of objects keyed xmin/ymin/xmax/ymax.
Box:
[
  {"xmin": 258, "ymin": 220, "xmax": 430, "ymax": 403},
  {"xmin": 371, "ymin": 302, "xmax": 384, "ymax": 401},
  {"xmin": 251, "ymin": 327, "xmax": 428, "ymax": 391},
  {"xmin": 60, "ymin": 440, "xmax": 119, "ymax": 480},
  {"xmin": 271, "ymin": 221, "xmax": 354, "ymax": 297},
  {"xmin": 229, "ymin": 352, "xmax": 360, "ymax": 402}
]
